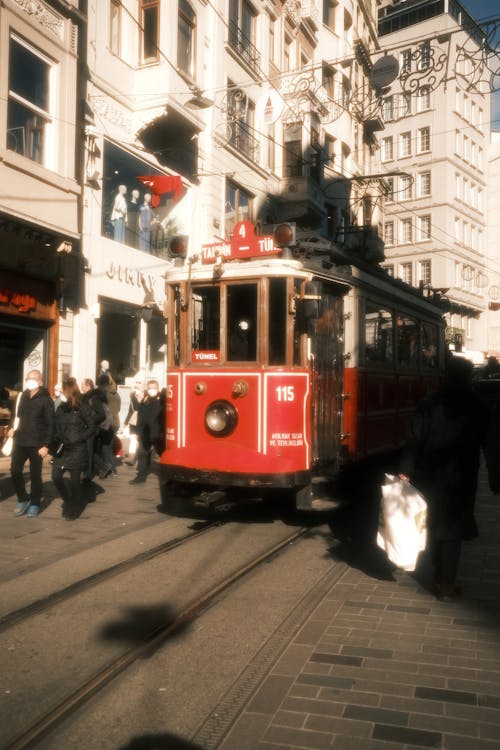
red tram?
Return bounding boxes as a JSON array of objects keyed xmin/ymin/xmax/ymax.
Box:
[{"xmin": 160, "ymin": 222, "xmax": 444, "ymax": 509}]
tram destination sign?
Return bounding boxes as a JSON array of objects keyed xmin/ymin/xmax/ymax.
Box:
[{"xmin": 201, "ymin": 220, "xmax": 281, "ymax": 263}]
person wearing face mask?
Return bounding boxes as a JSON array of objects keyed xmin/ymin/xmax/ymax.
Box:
[
  {"xmin": 52, "ymin": 378, "xmax": 95, "ymax": 520},
  {"xmin": 8, "ymin": 370, "xmax": 55, "ymax": 517},
  {"xmin": 129, "ymin": 380, "xmax": 163, "ymax": 485}
]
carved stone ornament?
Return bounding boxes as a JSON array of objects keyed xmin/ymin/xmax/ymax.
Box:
[{"xmin": 12, "ymin": 0, "xmax": 64, "ymax": 39}]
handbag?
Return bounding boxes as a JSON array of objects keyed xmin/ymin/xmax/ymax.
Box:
[
  {"xmin": 1, "ymin": 436, "xmax": 13, "ymax": 457},
  {"xmin": 377, "ymin": 474, "xmax": 427, "ymax": 572},
  {"xmin": 128, "ymin": 410, "xmax": 138, "ymax": 427}
]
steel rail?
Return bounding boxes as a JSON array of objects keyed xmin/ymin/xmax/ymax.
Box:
[
  {"xmin": 0, "ymin": 520, "xmax": 222, "ymax": 631},
  {"xmin": 5, "ymin": 527, "xmax": 308, "ymax": 750}
]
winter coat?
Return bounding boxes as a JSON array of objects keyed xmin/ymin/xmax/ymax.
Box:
[
  {"xmin": 53, "ymin": 401, "xmax": 95, "ymax": 471},
  {"xmin": 98, "ymin": 384, "xmax": 121, "ymax": 431},
  {"xmin": 400, "ymin": 382, "xmax": 489, "ymax": 542},
  {"xmin": 14, "ymin": 387, "xmax": 55, "ymax": 448},
  {"xmin": 82, "ymin": 388, "xmax": 106, "ymax": 433},
  {"xmin": 137, "ymin": 395, "xmax": 163, "ymax": 450}
]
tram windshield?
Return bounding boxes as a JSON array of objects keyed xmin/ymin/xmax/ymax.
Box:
[{"xmin": 183, "ymin": 278, "xmax": 292, "ymax": 365}]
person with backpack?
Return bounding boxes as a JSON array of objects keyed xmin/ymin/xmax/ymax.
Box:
[{"xmin": 94, "ymin": 374, "xmax": 120, "ymax": 479}]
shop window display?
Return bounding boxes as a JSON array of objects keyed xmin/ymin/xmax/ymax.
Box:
[{"xmin": 102, "ymin": 141, "xmax": 183, "ymax": 254}]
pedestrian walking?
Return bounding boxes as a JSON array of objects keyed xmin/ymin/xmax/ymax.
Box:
[
  {"xmin": 95, "ymin": 374, "xmax": 121, "ymax": 478},
  {"xmin": 129, "ymin": 380, "xmax": 163, "ymax": 484},
  {"xmin": 81, "ymin": 378, "xmax": 106, "ymax": 480},
  {"xmin": 400, "ymin": 356, "xmax": 489, "ymax": 600},
  {"xmin": 8, "ymin": 369, "xmax": 55, "ymax": 517},
  {"xmin": 52, "ymin": 378, "xmax": 95, "ymax": 520}
]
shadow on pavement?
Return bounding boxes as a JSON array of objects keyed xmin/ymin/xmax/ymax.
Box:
[
  {"xmin": 119, "ymin": 733, "xmax": 204, "ymax": 750},
  {"xmin": 99, "ymin": 603, "xmax": 189, "ymax": 654}
]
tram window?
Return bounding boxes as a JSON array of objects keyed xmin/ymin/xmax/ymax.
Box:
[
  {"xmin": 397, "ymin": 315, "xmax": 419, "ymax": 368},
  {"xmin": 191, "ymin": 286, "xmax": 220, "ymax": 353},
  {"xmin": 422, "ymin": 322, "xmax": 439, "ymax": 368},
  {"xmin": 227, "ymin": 283, "xmax": 257, "ymax": 361},
  {"xmin": 269, "ymin": 278, "xmax": 287, "ymax": 365},
  {"xmin": 173, "ymin": 285, "xmax": 181, "ymax": 366},
  {"xmin": 364, "ymin": 304, "xmax": 394, "ymax": 365}
]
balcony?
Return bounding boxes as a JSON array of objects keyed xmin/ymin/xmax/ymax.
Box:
[
  {"xmin": 228, "ymin": 122, "xmax": 259, "ymax": 163},
  {"xmin": 228, "ymin": 22, "xmax": 261, "ymax": 74},
  {"xmin": 274, "ymin": 176, "xmax": 325, "ymax": 225}
]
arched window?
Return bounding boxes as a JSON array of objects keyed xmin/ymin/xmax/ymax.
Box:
[{"xmin": 178, "ymin": 0, "xmax": 196, "ymax": 78}]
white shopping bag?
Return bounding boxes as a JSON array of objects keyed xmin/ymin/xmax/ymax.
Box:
[{"xmin": 377, "ymin": 474, "xmax": 427, "ymax": 572}]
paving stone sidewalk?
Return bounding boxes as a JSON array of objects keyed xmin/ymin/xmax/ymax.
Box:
[{"xmin": 212, "ymin": 469, "xmax": 500, "ymax": 750}]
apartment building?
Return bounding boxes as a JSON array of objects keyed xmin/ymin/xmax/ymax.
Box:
[
  {"xmin": 378, "ymin": 0, "xmax": 490, "ymax": 355},
  {"xmin": 0, "ymin": 0, "xmax": 84, "ymax": 391},
  {"xmin": 74, "ymin": 0, "xmax": 384, "ymax": 385}
]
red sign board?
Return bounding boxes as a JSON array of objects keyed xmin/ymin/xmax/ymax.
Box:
[{"xmin": 201, "ymin": 220, "xmax": 281, "ymax": 264}]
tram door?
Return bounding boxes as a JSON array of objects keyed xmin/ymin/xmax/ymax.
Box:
[{"xmin": 310, "ymin": 290, "xmax": 344, "ymax": 469}]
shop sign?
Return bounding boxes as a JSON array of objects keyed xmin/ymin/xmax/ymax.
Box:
[
  {"xmin": 0, "ymin": 289, "xmax": 37, "ymax": 313},
  {"xmin": 106, "ymin": 263, "xmax": 158, "ymax": 293}
]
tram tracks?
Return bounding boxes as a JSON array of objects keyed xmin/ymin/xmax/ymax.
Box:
[
  {"xmin": 0, "ymin": 520, "xmax": 222, "ymax": 632},
  {"xmin": 3, "ymin": 525, "xmax": 309, "ymax": 750}
]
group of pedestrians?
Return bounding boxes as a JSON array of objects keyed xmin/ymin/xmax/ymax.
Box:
[{"xmin": 6, "ymin": 369, "xmax": 164, "ymax": 521}]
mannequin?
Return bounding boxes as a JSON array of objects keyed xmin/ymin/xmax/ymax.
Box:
[
  {"xmin": 138, "ymin": 193, "xmax": 152, "ymax": 252},
  {"xmin": 111, "ymin": 185, "xmax": 127, "ymax": 243},
  {"xmin": 127, "ymin": 189, "xmax": 140, "ymax": 247}
]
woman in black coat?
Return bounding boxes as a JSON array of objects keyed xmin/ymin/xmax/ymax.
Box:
[
  {"xmin": 52, "ymin": 378, "xmax": 95, "ymax": 519},
  {"xmin": 400, "ymin": 356, "xmax": 489, "ymax": 600}
]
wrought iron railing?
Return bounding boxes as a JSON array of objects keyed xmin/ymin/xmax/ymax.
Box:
[{"xmin": 228, "ymin": 21, "xmax": 261, "ymax": 72}]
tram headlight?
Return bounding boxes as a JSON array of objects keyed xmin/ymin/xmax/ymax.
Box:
[{"xmin": 205, "ymin": 400, "xmax": 238, "ymax": 437}]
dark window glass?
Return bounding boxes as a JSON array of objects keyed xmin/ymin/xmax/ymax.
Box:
[
  {"xmin": 142, "ymin": 2, "xmax": 159, "ymax": 61},
  {"xmin": 269, "ymin": 278, "xmax": 287, "ymax": 365},
  {"xmin": 227, "ymin": 284, "xmax": 257, "ymax": 361},
  {"xmin": 178, "ymin": 0, "xmax": 195, "ymax": 76},
  {"xmin": 397, "ymin": 314, "xmax": 419, "ymax": 368},
  {"xmin": 191, "ymin": 286, "xmax": 220, "ymax": 352},
  {"xmin": 9, "ymin": 39, "xmax": 49, "ymax": 110},
  {"xmin": 365, "ymin": 304, "xmax": 394, "ymax": 366}
]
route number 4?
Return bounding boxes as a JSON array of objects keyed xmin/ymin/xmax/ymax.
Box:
[{"xmin": 276, "ymin": 385, "xmax": 295, "ymax": 402}]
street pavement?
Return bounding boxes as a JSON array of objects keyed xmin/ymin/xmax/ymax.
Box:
[{"xmin": 0, "ymin": 455, "xmax": 499, "ymax": 749}]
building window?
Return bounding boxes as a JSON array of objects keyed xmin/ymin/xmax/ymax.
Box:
[
  {"xmin": 381, "ymin": 136, "xmax": 393, "ymax": 161},
  {"xmin": 384, "ymin": 221, "xmax": 394, "ymax": 246},
  {"xmin": 178, "ymin": 0, "xmax": 196, "ymax": 78},
  {"xmin": 417, "ymin": 85, "xmax": 430, "ymax": 111},
  {"xmin": 401, "ymin": 218, "xmax": 412, "ymax": 243},
  {"xmin": 417, "ymin": 126, "xmax": 430, "ymax": 153},
  {"xmin": 400, "ymin": 262, "xmax": 413, "ymax": 284},
  {"xmin": 324, "ymin": 134, "xmax": 336, "ymax": 172},
  {"xmin": 110, "ymin": 0, "xmax": 121, "ymax": 56},
  {"xmin": 399, "ymin": 92, "xmax": 411, "ymax": 117},
  {"xmin": 401, "ymin": 48, "xmax": 412, "ymax": 72},
  {"xmin": 227, "ymin": 83, "xmax": 257, "ymax": 162},
  {"xmin": 418, "ymin": 40, "xmax": 430, "ymax": 70},
  {"xmin": 400, "ymin": 175, "xmax": 412, "ymax": 200},
  {"xmin": 141, "ymin": 0, "xmax": 159, "ymax": 63},
  {"xmin": 225, "ymin": 180, "xmax": 252, "ymax": 238},
  {"xmin": 418, "ymin": 171, "xmax": 431, "ymax": 197},
  {"xmin": 383, "ymin": 96, "xmax": 393, "ymax": 121},
  {"xmin": 269, "ymin": 15, "xmax": 276, "ymax": 64},
  {"xmin": 419, "ymin": 259, "xmax": 431, "ymax": 285},
  {"xmin": 400, "ymin": 131, "xmax": 411, "ymax": 157},
  {"xmin": 7, "ymin": 36, "xmax": 52, "ymax": 166},
  {"xmin": 284, "ymin": 123, "xmax": 303, "ymax": 177},
  {"xmin": 229, "ymin": 0, "xmax": 259, "ymax": 71},
  {"xmin": 417, "ymin": 215, "xmax": 431, "ymax": 241},
  {"xmin": 323, "ymin": 0, "xmax": 337, "ymax": 29},
  {"xmin": 385, "ymin": 177, "xmax": 394, "ymax": 202}
]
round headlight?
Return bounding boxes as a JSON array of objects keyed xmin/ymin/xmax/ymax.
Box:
[{"xmin": 205, "ymin": 400, "xmax": 238, "ymax": 437}]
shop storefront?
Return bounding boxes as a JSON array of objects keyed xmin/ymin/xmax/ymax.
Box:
[{"xmin": 0, "ymin": 271, "xmax": 58, "ymax": 428}]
